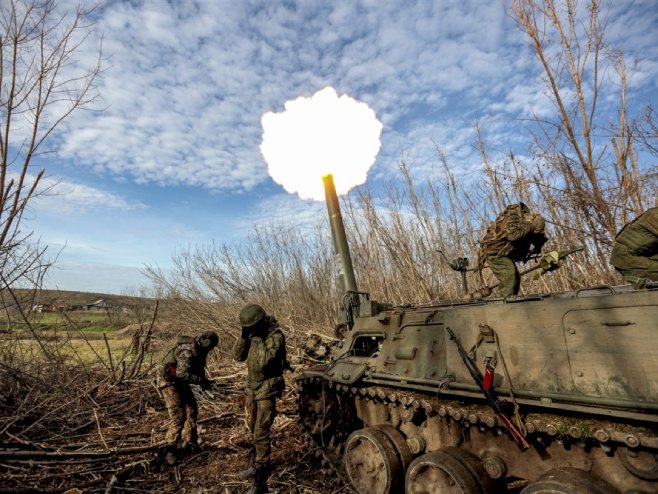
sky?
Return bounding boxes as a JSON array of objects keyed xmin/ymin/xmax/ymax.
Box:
[{"xmin": 15, "ymin": 0, "xmax": 658, "ymax": 294}]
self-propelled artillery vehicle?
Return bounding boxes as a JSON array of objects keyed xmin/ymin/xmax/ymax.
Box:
[{"xmin": 296, "ymin": 175, "xmax": 658, "ymax": 494}]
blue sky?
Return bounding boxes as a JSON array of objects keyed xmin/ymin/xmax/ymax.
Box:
[{"xmin": 24, "ymin": 0, "xmax": 658, "ymax": 294}]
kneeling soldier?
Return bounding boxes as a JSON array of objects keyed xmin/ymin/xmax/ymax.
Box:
[{"xmin": 478, "ymin": 203, "xmax": 547, "ymax": 296}]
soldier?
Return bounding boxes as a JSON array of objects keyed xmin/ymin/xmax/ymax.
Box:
[
  {"xmin": 233, "ymin": 304, "xmax": 288, "ymax": 494},
  {"xmin": 610, "ymin": 207, "xmax": 658, "ymax": 283},
  {"xmin": 160, "ymin": 331, "xmax": 218, "ymax": 464},
  {"xmin": 478, "ymin": 203, "xmax": 547, "ymax": 296}
]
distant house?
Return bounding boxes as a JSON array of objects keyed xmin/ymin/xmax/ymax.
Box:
[
  {"xmin": 47, "ymin": 301, "xmax": 70, "ymax": 312},
  {"xmin": 73, "ymin": 299, "xmax": 113, "ymax": 312},
  {"xmin": 31, "ymin": 304, "xmax": 45, "ymax": 314}
]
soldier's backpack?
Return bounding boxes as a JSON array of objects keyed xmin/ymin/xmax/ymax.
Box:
[{"xmin": 162, "ymin": 346, "xmax": 178, "ymax": 383}]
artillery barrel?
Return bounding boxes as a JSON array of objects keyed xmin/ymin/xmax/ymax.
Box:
[{"xmin": 323, "ymin": 173, "xmax": 357, "ymax": 294}]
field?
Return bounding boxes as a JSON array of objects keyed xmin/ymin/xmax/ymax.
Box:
[
  {"xmin": 0, "ymin": 299, "xmax": 343, "ymax": 494},
  {"xmin": 29, "ymin": 311, "xmax": 129, "ymax": 331},
  {"xmin": 2, "ymin": 308, "xmax": 145, "ymax": 368}
]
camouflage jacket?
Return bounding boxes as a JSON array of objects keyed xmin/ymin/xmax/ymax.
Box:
[
  {"xmin": 160, "ymin": 336, "xmax": 208, "ymax": 388},
  {"xmin": 611, "ymin": 207, "xmax": 658, "ymax": 267},
  {"xmin": 232, "ymin": 317, "xmax": 286, "ymax": 400},
  {"xmin": 479, "ymin": 204, "xmax": 547, "ymax": 263}
]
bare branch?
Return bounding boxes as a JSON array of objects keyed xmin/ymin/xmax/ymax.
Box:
[{"xmin": 0, "ymin": 0, "xmax": 101, "ymax": 312}]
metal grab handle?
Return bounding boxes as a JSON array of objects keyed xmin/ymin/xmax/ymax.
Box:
[
  {"xmin": 601, "ymin": 321, "xmax": 635, "ymax": 327},
  {"xmin": 575, "ymin": 285, "xmax": 616, "ymax": 297}
]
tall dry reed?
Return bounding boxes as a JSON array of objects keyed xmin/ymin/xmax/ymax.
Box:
[{"xmin": 145, "ymin": 150, "xmax": 655, "ymax": 341}]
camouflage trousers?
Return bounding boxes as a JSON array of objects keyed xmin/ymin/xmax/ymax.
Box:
[
  {"xmin": 246, "ymin": 394, "xmax": 276, "ymax": 466},
  {"xmin": 610, "ymin": 243, "xmax": 658, "ymax": 282},
  {"xmin": 162, "ymin": 384, "xmax": 198, "ymax": 446},
  {"xmin": 486, "ymin": 255, "xmax": 520, "ymax": 296}
]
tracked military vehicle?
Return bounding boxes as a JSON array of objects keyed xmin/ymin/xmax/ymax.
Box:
[{"xmin": 296, "ymin": 175, "xmax": 658, "ymax": 494}]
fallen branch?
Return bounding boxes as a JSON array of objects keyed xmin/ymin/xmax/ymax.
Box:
[
  {"xmin": 0, "ymin": 443, "xmax": 162, "ymax": 460},
  {"xmin": 0, "ymin": 458, "xmax": 150, "ymax": 494}
]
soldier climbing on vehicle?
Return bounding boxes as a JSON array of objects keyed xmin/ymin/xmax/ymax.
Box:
[
  {"xmin": 478, "ymin": 203, "xmax": 548, "ymax": 296},
  {"xmin": 233, "ymin": 304, "xmax": 289, "ymax": 494},
  {"xmin": 610, "ymin": 206, "xmax": 658, "ymax": 285},
  {"xmin": 159, "ymin": 331, "xmax": 218, "ymax": 465}
]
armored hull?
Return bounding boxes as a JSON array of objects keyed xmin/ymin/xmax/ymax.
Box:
[{"xmin": 297, "ymin": 285, "xmax": 658, "ymax": 493}]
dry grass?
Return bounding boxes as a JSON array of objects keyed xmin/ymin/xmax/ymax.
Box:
[
  {"xmin": 0, "ymin": 334, "xmax": 134, "ymax": 364},
  {"xmin": 0, "ymin": 325, "xmax": 345, "ymax": 493},
  {"xmin": 143, "ymin": 152, "xmax": 655, "ymax": 341}
]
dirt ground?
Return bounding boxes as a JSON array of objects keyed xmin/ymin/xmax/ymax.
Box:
[
  {"xmin": 0, "ymin": 367, "xmax": 352, "ymax": 494},
  {"xmin": 148, "ymin": 384, "xmax": 350, "ymax": 494}
]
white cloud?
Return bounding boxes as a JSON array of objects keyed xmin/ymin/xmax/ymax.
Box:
[
  {"xmin": 489, "ymin": 79, "xmax": 555, "ymax": 119},
  {"xmin": 239, "ymin": 192, "xmax": 328, "ymax": 237},
  {"xmin": 52, "ymin": 0, "xmax": 530, "ymax": 192},
  {"xmin": 31, "ymin": 176, "xmax": 144, "ymax": 213},
  {"xmin": 8, "ymin": 0, "xmax": 656, "ymax": 198}
]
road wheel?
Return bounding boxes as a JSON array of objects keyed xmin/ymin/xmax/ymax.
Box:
[
  {"xmin": 520, "ymin": 467, "xmax": 620, "ymax": 494},
  {"xmin": 406, "ymin": 447, "xmax": 494, "ymax": 494},
  {"xmin": 344, "ymin": 427, "xmax": 403, "ymax": 494},
  {"xmin": 372, "ymin": 424, "xmax": 413, "ymax": 476}
]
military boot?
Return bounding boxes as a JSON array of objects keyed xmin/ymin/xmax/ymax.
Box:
[
  {"xmin": 238, "ymin": 465, "xmax": 256, "ymax": 481},
  {"xmin": 245, "ymin": 484, "xmax": 268, "ymax": 494},
  {"xmin": 238, "ymin": 450, "xmax": 257, "ymax": 480},
  {"xmin": 246, "ymin": 463, "xmax": 269, "ymax": 494}
]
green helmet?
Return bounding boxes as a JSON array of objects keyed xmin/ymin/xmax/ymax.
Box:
[{"xmin": 240, "ymin": 304, "xmax": 266, "ymax": 328}]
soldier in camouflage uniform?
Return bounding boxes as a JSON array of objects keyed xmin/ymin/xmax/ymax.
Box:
[
  {"xmin": 160, "ymin": 331, "xmax": 218, "ymax": 463},
  {"xmin": 478, "ymin": 203, "xmax": 547, "ymax": 296},
  {"xmin": 610, "ymin": 207, "xmax": 658, "ymax": 283},
  {"xmin": 233, "ymin": 304, "xmax": 287, "ymax": 494}
]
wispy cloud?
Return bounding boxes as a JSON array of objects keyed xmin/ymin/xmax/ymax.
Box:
[
  {"xmin": 43, "ymin": 258, "xmax": 152, "ymax": 295},
  {"xmin": 31, "ymin": 176, "xmax": 144, "ymax": 213},
  {"xmin": 53, "ymin": 1, "xmax": 548, "ymax": 192},
  {"xmin": 27, "ymin": 1, "xmax": 658, "ymax": 193}
]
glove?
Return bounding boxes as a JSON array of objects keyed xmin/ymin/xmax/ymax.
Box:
[
  {"xmin": 535, "ymin": 251, "xmax": 561, "ymax": 279},
  {"xmin": 200, "ymin": 378, "xmax": 213, "ymax": 391}
]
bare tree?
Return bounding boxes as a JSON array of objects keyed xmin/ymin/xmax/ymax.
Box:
[
  {"xmin": 0, "ymin": 0, "xmax": 101, "ymax": 295},
  {"xmin": 509, "ymin": 0, "xmax": 656, "ymax": 249},
  {"xmin": 635, "ymin": 106, "xmax": 658, "ymax": 168}
]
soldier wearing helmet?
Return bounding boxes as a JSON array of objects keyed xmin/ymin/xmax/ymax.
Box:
[
  {"xmin": 478, "ymin": 203, "xmax": 547, "ymax": 296},
  {"xmin": 160, "ymin": 331, "xmax": 218, "ymax": 464},
  {"xmin": 233, "ymin": 304, "xmax": 288, "ymax": 494},
  {"xmin": 610, "ymin": 207, "xmax": 658, "ymax": 284}
]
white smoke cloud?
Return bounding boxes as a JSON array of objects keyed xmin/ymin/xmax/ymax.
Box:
[{"xmin": 260, "ymin": 87, "xmax": 383, "ymax": 200}]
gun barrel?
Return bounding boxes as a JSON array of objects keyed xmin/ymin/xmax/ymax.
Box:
[
  {"xmin": 448, "ymin": 327, "xmax": 483, "ymax": 385},
  {"xmin": 323, "ymin": 174, "xmax": 358, "ymax": 295}
]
